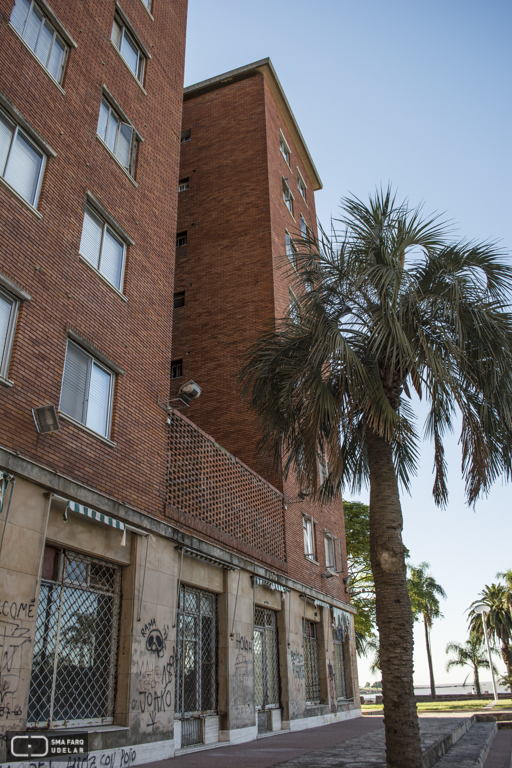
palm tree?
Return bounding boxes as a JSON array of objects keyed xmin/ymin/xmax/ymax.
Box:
[
  {"xmin": 446, "ymin": 634, "xmax": 498, "ymax": 697},
  {"xmin": 239, "ymin": 188, "xmax": 512, "ymax": 768},
  {"xmin": 469, "ymin": 583, "xmax": 512, "ymax": 680},
  {"xmin": 408, "ymin": 562, "xmax": 446, "ymax": 700}
]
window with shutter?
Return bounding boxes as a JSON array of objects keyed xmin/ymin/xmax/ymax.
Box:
[
  {"xmin": 80, "ymin": 206, "xmax": 126, "ymax": 291},
  {"xmin": 10, "ymin": 0, "xmax": 68, "ymax": 84},
  {"xmin": 0, "ymin": 108, "xmax": 45, "ymax": 206},
  {"xmin": 97, "ymin": 99, "xmax": 137, "ymax": 175},
  {"xmin": 60, "ymin": 340, "xmax": 114, "ymax": 438}
]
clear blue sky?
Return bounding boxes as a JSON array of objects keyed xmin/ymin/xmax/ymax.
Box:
[{"xmin": 183, "ymin": 0, "xmax": 512, "ymax": 686}]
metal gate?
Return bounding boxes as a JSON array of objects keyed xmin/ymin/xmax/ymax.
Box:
[
  {"xmin": 254, "ymin": 607, "xmax": 280, "ymax": 732},
  {"xmin": 27, "ymin": 550, "xmax": 122, "ymax": 728},
  {"xmin": 303, "ymin": 619, "xmax": 320, "ymax": 704},
  {"xmin": 333, "ymin": 632, "xmax": 347, "ymax": 699},
  {"xmin": 175, "ymin": 585, "xmax": 217, "ymax": 747}
]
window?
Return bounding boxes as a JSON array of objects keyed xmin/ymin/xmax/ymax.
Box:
[
  {"xmin": 303, "ymin": 516, "xmax": 315, "ymax": 560},
  {"xmin": 297, "ymin": 170, "xmax": 307, "ymax": 203},
  {"xmin": 140, "ymin": 0, "xmax": 152, "ymax": 10},
  {"xmin": 27, "ymin": 549, "xmax": 121, "ymax": 727},
  {"xmin": 97, "ymin": 98, "xmax": 137, "ymax": 175},
  {"xmin": 0, "ymin": 108, "xmax": 45, "ymax": 206},
  {"xmin": 289, "ymin": 288, "xmax": 300, "ymax": 324},
  {"xmin": 279, "ymin": 132, "xmax": 290, "ymax": 166},
  {"xmin": 60, "ymin": 340, "xmax": 115, "ymax": 438},
  {"xmin": 303, "ymin": 619, "xmax": 320, "ymax": 704},
  {"xmin": 180, "ymin": 128, "xmax": 191, "ymax": 143},
  {"xmin": 324, "ymin": 533, "xmax": 335, "ymax": 570},
  {"xmin": 178, "ymin": 177, "xmax": 189, "ymax": 192},
  {"xmin": 171, "ymin": 359, "xmax": 183, "ymax": 378},
  {"xmin": 0, "ymin": 289, "xmax": 18, "ymax": 378},
  {"xmin": 254, "ymin": 607, "xmax": 280, "ymax": 710},
  {"xmin": 173, "ymin": 291, "xmax": 185, "ymax": 308},
  {"xmin": 282, "ymin": 176, "xmax": 293, "ymax": 216},
  {"xmin": 10, "ymin": 0, "xmax": 68, "ymax": 83},
  {"xmin": 300, "ymin": 214, "xmax": 308, "ymax": 239},
  {"xmin": 176, "ymin": 231, "xmax": 187, "ymax": 247},
  {"xmin": 286, "ymin": 231, "xmax": 297, "ymax": 268},
  {"xmin": 333, "ymin": 630, "xmax": 347, "ymax": 699},
  {"xmin": 111, "ymin": 13, "xmax": 145, "ymax": 82},
  {"xmin": 80, "ymin": 206, "xmax": 126, "ymax": 291},
  {"xmin": 318, "ymin": 453, "xmax": 328, "ymax": 485}
]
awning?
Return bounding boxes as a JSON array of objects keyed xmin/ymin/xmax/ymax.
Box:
[
  {"xmin": 64, "ymin": 501, "xmax": 148, "ymax": 545},
  {"xmin": 254, "ymin": 576, "xmax": 289, "ymax": 593},
  {"xmin": 300, "ymin": 594, "xmax": 330, "ymax": 609},
  {"xmin": 177, "ymin": 545, "xmax": 236, "ymax": 570}
]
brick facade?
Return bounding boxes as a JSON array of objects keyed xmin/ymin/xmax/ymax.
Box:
[
  {"xmin": 171, "ymin": 61, "xmax": 350, "ymax": 605},
  {"xmin": 0, "ymin": 0, "xmax": 187, "ymax": 515}
]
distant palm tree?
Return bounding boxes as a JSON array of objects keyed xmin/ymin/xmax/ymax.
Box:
[
  {"xmin": 408, "ymin": 562, "xmax": 446, "ymax": 699},
  {"xmin": 446, "ymin": 634, "xmax": 498, "ymax": 696},
  {"xmin": 497, "ymin": 569, "xmax": 512, "ymax": 597},
  {"xmin": 469, "ymin": 584, "xmax": 512, "ymax": 680},
  {"xmin": 239, "ymin": 188, "xmax": 512, "ymax": 768}
]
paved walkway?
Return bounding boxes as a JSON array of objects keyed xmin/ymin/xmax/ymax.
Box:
[{"xmin": 142, "ymin": 712, "xmax": 510, "ymax": 768}]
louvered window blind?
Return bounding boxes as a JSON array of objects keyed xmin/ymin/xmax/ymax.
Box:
[{"xmin": 60, "ymin": 340, "xmax": 114, "ymax": 438}]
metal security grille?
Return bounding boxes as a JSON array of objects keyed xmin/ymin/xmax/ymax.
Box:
[
  {"xmin": 175, "ymin": 585, "xmax": 217, "ymax": 719},
  {"xmin": 27, "ymin": 550, "xmax": 121, "ymax": 728},
  {"xmin": 333, "ymin": 632, "xmax": 347, "ymax": 699},
  {"xmin": 303, "ymin": 619, "xmax": 320, "ymax": 704},
  {"xmin": 254, "ymin": 607, "xmax": 280, "ymax": 714}
]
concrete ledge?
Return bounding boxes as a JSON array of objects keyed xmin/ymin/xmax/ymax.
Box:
[
  {"xmin": 219, "ymin": 725, "xmax": 258, "ymax": 744},
  {"xmin": 289, "ymin": 707, "xmax": 361, "ymax": 731}
]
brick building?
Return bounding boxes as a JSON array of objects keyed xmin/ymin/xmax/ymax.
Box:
[
  {"xmin": 0, "ymin": 0, "xmax": 359, "ymax": 759},
  {"xmin": 167, "ymin": 59, "xmax": 360, "ymax": 749}
]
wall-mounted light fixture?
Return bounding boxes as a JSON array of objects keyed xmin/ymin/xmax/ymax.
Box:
[{"xmin": 33, "ymin": 405, "xmax": 60, "ymax": 434}]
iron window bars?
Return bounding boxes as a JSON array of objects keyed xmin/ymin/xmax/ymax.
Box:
[
  {"xmin": 332, "ymin": 630, "xmax": 347, "ymax": 699},
  {"xmin": 302, "ymin": 619, "xmax": 320, "ymax": 704},
  {"xmin": 27, "ymin": 549, "xmax": 122, "ymax": 728},
  {"xmin": 175, "ymin": 585, "xmax": 217, "ymax": 717},
  {"xmin": 254, "ymin": 607, "xmax": 280, "ymax": 710}
]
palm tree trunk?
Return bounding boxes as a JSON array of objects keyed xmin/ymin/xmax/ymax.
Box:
[
  {"xmin": 367, "ymin": 429, "xmax": 422, "ymax": 768},
  {"xmin": 424, "ymin": 619, "xmax": 436, "ymax": 700},
  {"xmin": 474, "ymin": 666, "xmax": 481, "ymax": 697},
  {"xmin": 501, "ymin": 641, "xmax": 512, "ymax": 680}
]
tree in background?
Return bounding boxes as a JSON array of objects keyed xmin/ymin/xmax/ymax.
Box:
[
  {"xmin": 446, "ymin": 634, "xmax": 498, "ymax": 696},
  {"xmin": 239, "ymin": 188, "xmax": 512, "ymax": 768},
  {"xmin": 469, "ymin": 582, "xmax": 512, "ymax": 687},
  {"xmin": 408, "ymin": 562, "xmax": 446, "ymax": 700},
  {"xmin": 343, "ymin": 500, "xmax": 376, "ymax": 651}
]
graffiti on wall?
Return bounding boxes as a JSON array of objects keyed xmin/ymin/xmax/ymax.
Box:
[
  {"xmin": 140, "ymin": 619, "xmax": 169, "ymax": 659},
  {"xmin": 0, "ymin": 617, "xmax": 32, "ymax": 707},
  {"xmin": 132, "ymin": 645, "xmax": 175, "ymax": 727},
  {"xmin": 235, "ymin": 634, "xmax": 252, "ymax": 653},
  {"xmin": 290, "ymin": 649, "xmax": 304, "ymax": 680}
]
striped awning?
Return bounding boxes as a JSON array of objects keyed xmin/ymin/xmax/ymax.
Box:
[
  {"xmin": 254, "ymin": 576, "xmax": 289, "ymax": 593},
  {"xmin": 300, "ymin": 594, "xmax": 331, "ymax": 609},
  {"xmin": 65, "ymin": 501, "xmax": 127, "ymax": 544}
]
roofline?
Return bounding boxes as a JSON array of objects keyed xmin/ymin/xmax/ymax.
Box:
[{"xmin": 183, "ymin": 58, "xmax": 323, "ymax": 191}]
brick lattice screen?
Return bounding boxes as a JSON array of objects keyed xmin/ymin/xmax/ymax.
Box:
[{"xmin": 167, "ymin": 411, "xmax": 286, "ymax": 562}]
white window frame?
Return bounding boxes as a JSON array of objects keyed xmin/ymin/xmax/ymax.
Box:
[
  {"xmin": 9, "ymin": 0, "xmax": 69, "ymax": 84},
  {"xmin": 176, "ymin": 231, "xmax": 187, "ymax": 247},
  {"xmin": 0, "ymin": 288, "xmax": 19, "ymax": 380},
  {"xmin": 297, "ymin": 168, "xmax": 307, "ymax": 203},
  {"xmin": 324, "ymin": 532, "xmax": 335, "ymax": 571},
  {"xmin": 289, "ymin": 288, "xmax": 300, "ymax": 324},
  {"xmin": 178, "ymin": 178, "xmax": 189, "ymax": 192},
  {"xmin": 286, "ymin": 230, "xmax": 297, "ymax": 269},
  {"xmin": 0, "ymin": 107, "xmax": 46, "ymax": 208},
  {"xmin": 300, "ymin": 214, "xmax": 309, "ymax": 239},
  {"xmin": 279, "ymin": 131, "xmax": 291, "ymax": 167},
  {"xmin": 282, "ymin": 176, "xmax": 294, "ymax": 216},
  {"xmin": 180, "ymin": 129, "xmax": 191, "ymax": 143},
  {"xmin": 111, "ymin": 12, "xmax": 146, "ymax": 83},
  {"xmin": 97, "ymin": 97, "xmax": 138, "ymax": 176},
  {"xmin": 79, "ymin": 204, "xmax": 127, "ymax": 292},
  {"xmin": 59, "ymin": 339, "xmax": 115, "ymax": 439},
  {"xmin": 171, "ymin": 359, "xmax": 183, "ymax": 379},
  {"xmin": 303, "ymin": 515, "xmax": 316, "ymax": 560},
  {"xmin": 318, "ymin": 453, "xmax": 328, "ymax": 485}
]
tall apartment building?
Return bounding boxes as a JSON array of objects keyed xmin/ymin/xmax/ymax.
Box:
[
  {"xmin": 167, "ymin": 59, "xmax": 360, "ymax": 748},
  {"xmin": 0, "ymin": 0, "xmax": 188, "ymax": 761},
  {"xmin": 0, "ymin": 1, "xmax": 359, "ymax": 758}
]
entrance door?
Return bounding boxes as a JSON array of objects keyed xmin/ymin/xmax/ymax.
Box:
[
  {"xmin": 253, "ymin": 607, "xmax": 280, "ymax": 733},
  {"xmin": 175, "ymin": 585, "xmax": 217, "ymax": 747}
]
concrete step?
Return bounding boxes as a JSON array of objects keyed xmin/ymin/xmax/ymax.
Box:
[
  {"xmin": 496, "ymin": 721, "xmax": 512, "ymax": 730},
  {"xmin": 433, "ymin": 722, "xmax": 497, "ymax": 768},
  {"xmin": 477, "ymin": 711, "xmax": 512, "ymax": 722}
]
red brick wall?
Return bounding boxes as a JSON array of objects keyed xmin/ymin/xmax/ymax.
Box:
[
  {"xmin": 0, "ymin": 0, "xmax": 187, "ymax": 515},
  {"xmin": 171, "ymin": 71, "xmax": 350, "ymax": 602}
]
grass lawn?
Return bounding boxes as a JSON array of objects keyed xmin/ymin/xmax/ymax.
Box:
[{"xmin": 361, "ymin": 698, "xmax": 512, "ymax": 712}]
